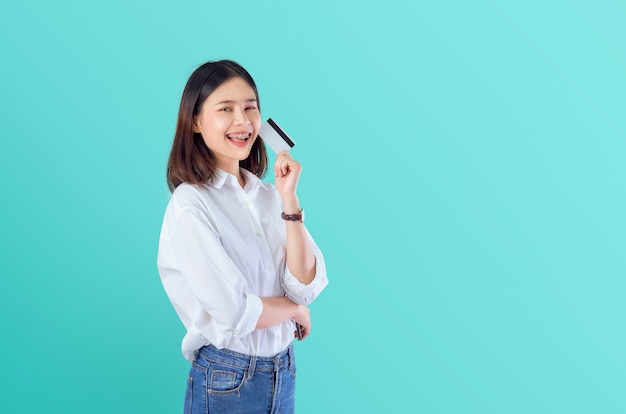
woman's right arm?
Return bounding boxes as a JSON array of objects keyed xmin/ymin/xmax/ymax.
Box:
[{"xmin": 257, "ymin": 297, "xmax": 311, "ymax": 339}]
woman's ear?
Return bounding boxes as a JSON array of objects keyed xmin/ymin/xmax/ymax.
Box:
[{"xmin": 192, "ymin": 117, "xmax": 201, "ymax": 133}]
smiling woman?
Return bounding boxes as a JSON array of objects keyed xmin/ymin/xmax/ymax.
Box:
[
  {"xmin": 166, "ymin": 61, "xmax": 268, "ymax": 191},
  {"xmin": 192, "ymin": 77, "xmax": 262, "ymax": 186},
  {"xmin": 157, "ymin": 60, "xmax": 328, "ymax": 414}
]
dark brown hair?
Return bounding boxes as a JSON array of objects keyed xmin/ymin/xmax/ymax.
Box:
[{"xmin": 166, "ymin": 60, "xmax": 268, "ymax": 191}]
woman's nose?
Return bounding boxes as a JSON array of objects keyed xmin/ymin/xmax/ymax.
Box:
[{"xmin": 234, "ymin": 108, "xmax": 251, "ymax": 125}]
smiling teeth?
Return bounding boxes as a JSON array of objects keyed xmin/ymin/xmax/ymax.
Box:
[{"xmin": 227, "ymin": 133, "xmax": 250, "ymax": 139}]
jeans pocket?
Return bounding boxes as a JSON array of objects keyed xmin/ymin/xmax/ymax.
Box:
[{"xmin": 206, "ymin": 363, "xmax": 247, "ymax": 394}]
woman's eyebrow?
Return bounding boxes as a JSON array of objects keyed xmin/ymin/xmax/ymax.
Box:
[{"xmin": 215, "ymin": 98, "xmax": 257, "ymax": 105}]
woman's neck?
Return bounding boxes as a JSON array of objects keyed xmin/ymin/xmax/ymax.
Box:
[{"xmin": 218, "ymin": 163, "xmax": 245, "ymax": 188}]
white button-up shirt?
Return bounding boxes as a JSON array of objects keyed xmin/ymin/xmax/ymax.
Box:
[{"xmin": 157, "ymin": 169, "xmax": 328, "ymax": 360}]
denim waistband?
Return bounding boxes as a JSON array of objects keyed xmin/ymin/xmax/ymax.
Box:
[{"xmin": 196, "ymin": 343, "xmax": 294, "ymax": 376}]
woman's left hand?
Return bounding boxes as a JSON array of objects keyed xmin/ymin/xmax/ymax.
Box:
[{"xmin": 274, "ymin": 150, "xmax": 302, "ymax": 198}]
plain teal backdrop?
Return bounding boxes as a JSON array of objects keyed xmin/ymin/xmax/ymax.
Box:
[{"xmin": 1, "ymin": 0, "xmax": 625, "ymax": 412}]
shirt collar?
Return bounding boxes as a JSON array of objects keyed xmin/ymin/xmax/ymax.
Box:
[
  {"xmin": 208, "ymin": 169, "xmax": 228, "ymax": 189},
  {"xmin": 209, "ymin": 168, "xmax": 268, "ymax": 192}
]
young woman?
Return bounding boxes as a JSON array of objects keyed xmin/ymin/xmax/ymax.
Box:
[{"xmin": 157, "ymin": 60, "xmax": 328, "ymax": 413}]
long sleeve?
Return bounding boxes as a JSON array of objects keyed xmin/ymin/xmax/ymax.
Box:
[
  {"xmin": 170, "ymin": 210, "xmax": 262, "ymax": 336},
  {"xmin": 157, "ymin": 187, "xmax": 263, "ymax": 354}
]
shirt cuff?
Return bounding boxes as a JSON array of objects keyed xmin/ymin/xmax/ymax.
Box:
[
  {"xmin": 232, "ymin": 293, "xmax": 263, "ymax": 337},
  {"xmin": 283, "ymin": 257, "xmax": 328, "ymax": 305}
]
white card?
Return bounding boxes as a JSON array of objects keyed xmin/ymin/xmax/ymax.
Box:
[{"xmin": 259, "ymin": 118, "xmax": 295, "ymax": 153}]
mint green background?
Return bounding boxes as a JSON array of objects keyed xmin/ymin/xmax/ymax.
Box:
[{"xmin": 1, "ymin": 1, "xmax": 625, "ymax": 412}]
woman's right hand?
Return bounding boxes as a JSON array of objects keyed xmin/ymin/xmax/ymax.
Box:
[{"xmin": 293, "ymin": 304, "xmax": 311, "ymax": 340}]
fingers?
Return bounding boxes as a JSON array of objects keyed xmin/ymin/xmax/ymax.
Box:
[
  {"xmin": 292, "ymin": 305, "xmax": 311, "ymax": 340},
  {"xmin": 275, "ymin": 151, "xmax": 290, "ymax": 177},
  {"xmin": 274, "ymin": 151, "xmax": 301, "ymax": 177},
  {"xmin": 294, "ymin": 324, "xmax": 311, "ymax": 340}
]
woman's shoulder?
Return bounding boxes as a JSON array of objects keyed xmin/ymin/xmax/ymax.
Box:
[
  {"xmin": 172, "ymin": 182, "xmax": 204, "ymax": 200},
  {"xmin": 168, "ymin": 182, "xmax": 214, "ymax": 214}
]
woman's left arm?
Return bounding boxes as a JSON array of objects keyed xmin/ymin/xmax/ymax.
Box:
[{"xmin": 274, "ymin": 150, "xmax": 316, "ymax": 285}]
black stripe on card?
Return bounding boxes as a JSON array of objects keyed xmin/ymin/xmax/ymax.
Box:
[{"xmin": 267, "ymin": 118, "xmax": 295, "ymax": 148}]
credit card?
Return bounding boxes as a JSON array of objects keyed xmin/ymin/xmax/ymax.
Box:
[
  {"xmin": 295, "ymin": 322, "xmax": 303, "ymax": 340},
  {"xmin": 258, "ymin": 117, "xmax": 295, "ymax": 153}
]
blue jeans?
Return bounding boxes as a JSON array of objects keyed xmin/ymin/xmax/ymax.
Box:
[{"xmin": 184, "ymin": 344, "xmax": 296, "ymax": 414}]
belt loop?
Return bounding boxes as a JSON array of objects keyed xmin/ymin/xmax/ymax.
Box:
[
  {"xmin": 288, "ymin": 345, "xmax": 293, "ymax": 370},
  {"xmin": 274, "ymin": 354, "xmax": 280, "ymax": 372},
  {"xmin": 247, "ymin": 355, "xmax": 257, "ymax": 380}
]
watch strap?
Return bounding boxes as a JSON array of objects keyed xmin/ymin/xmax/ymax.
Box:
[{"xmin": 281, "ymin": 209, "xmax": 303, "ymax": 222}]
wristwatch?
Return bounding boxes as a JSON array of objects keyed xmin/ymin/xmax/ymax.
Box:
[{"xmin": 281, "ymin": 208, "xmax": 304, "ymax": 223}]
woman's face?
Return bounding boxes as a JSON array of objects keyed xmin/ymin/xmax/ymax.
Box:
[{"xmin": 193, "ymin": 77, "xmax": 261, "ymax": 173}]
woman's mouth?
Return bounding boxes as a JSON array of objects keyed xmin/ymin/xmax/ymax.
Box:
[{"xmin": 226, "ymin": 132, "xmax": 252, "ymax": 147}]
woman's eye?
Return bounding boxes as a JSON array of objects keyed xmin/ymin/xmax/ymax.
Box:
[
  {"xmin": 220, "ymin": 107, "xmax": 232, "ymax": 112},
  {"xmin": 245, "ymin": 106, "xmax": 258, "ymax": 111}
]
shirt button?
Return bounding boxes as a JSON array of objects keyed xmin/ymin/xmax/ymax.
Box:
[
  {"xmin": 256, "ymin": 232, "xmax": 262, "ymax": 238},
  {"xmin": 243, "ymin": 200, "xmax": 250, "ymax": 206},
  {"xmin": 267, "ymin": 266, "xmax": 273, "ymax": 272}
]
